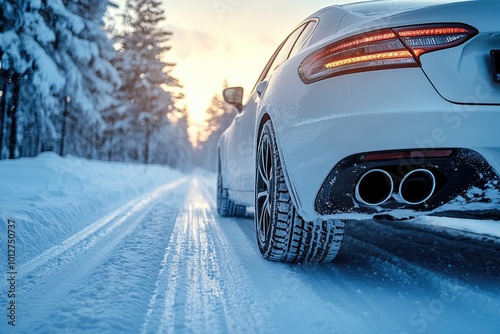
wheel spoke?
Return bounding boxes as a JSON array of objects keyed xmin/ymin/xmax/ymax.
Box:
[
  {"xmin": 258, "ymin": 201, "xmax": 268, "ymax": 241},
  {"xmin": 257, "ymin": 195, "xmax": 269, "ymax": 239},
  {"xmin": 257, "ymin": 190, "xmax": 268, "ymax": 200},
  {"xmin": 257, "ymin": 133, "xmax": 275, "ymax": 244},
  {"xmin": 263, "ymin": 196, "xmax": 269, "ymax": 216},
  {"xmin": 265, "ymin": 142, "xmax": 271, "ymax": 181},
  {"xmin": 259, "ymin": 139, "xmax": 270, "ymax": 184},
  {"xmin": 258, "ymin": 161, "xmax": 269, "ymax": 189}
]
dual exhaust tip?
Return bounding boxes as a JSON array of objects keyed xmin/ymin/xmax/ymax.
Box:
[{"xmin": 355, "ymin": 168, "xmax": 436, "ymax": 206}]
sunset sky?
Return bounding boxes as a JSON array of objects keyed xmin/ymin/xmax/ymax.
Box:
[{"xmin": 115, "ymin": 1, "xmax": 353, "ymax": 140}]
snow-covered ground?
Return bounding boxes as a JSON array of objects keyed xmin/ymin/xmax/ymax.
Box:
[{"xmin": 1, "ymin": 153, "xmax": 499, "ymax": 333}]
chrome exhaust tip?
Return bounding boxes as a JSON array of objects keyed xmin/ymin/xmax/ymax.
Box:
[
  {"xmin": 399, "ymin": 169, "xmax": 436, "ymax": 205},
  {"xmin": 355, "ymin": 169, "xmax": 394, "ymax": 206}
]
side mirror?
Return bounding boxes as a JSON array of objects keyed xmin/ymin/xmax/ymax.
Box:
[{"xmin": 223, "ymin": 87, "xmax": 244, "ymax": 112}]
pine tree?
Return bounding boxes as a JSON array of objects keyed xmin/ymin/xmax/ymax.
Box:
[
  {"xmin": 114, "ymin": 0, "xmax": 186, "ymax": 165},
  {"xmin": 61, "ymin": 0, "xmax": 121, "ymax": 159},
  {"xmin": 43, "ymin": 0, "xmax": 121, "ymax": 158},
  {"xmin": 196, "ymin": 81, "xmax": 237, "ymax": 170},
  {"xmin": 0, "ymin": 0, "xmax": 192, "ymax": 167},
  {"xmin": 0, "ymin": 0, "xmax": 66, "ymax": 158},
  {"xmin": 0, "ymin": 0, "xmax": 120, "ymax": 159},
  {"xmin": 150, "ymin": 105, "xmax": 192, "ymax": 169}
]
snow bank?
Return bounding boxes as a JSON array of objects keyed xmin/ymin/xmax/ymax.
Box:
[{"xmin": 0, "ymin": 152, "xmax": 184, "ymax": 264}]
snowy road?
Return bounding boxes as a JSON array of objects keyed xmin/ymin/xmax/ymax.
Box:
[{"xmin": 2, "ymin": 170, "xmax": 500, "ymax": 333}]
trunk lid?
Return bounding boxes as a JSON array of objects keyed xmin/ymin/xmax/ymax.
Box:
[
  {"xmin": 339, "ymin": 0, "xmax": 500, "ymax": 104},
  {"xmin": 398, "ymin": 1, "xmax": 500, "ymax": 104}
]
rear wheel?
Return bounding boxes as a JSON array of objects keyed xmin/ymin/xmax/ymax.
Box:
[
  {"xmin": 255, "ymin": 120, "xmax": 345, "ymax": 263},
  {"xmin": 217, "ymin": 154, "xmax": 246, "ymax": 217}
]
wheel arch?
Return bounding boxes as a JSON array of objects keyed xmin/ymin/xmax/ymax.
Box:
[
  {"xmin": 256, "ymin": 114, "xmax": 307, "ymax": 220},
  {"xmin": 256, "ymin": 113, "xmax": 271, "ymax": 143}
]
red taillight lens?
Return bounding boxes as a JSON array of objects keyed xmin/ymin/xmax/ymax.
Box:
[
  {"xmin": 299, "ymin": 24, "xmax": 478, "ymax": 83},
  {"xmin": 394, "ymin": 25, "xmax": 477, "ymax": 57}
]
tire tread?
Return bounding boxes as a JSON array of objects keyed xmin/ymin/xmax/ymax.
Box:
[{"xmin": 257, "ymin": 121, "xmax": 344, "ymax": 263}]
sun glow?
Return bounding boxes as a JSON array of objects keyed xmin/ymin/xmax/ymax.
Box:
[{"xmin": 157, "ymin": 0, "xmax": 343, "ymax": 142}]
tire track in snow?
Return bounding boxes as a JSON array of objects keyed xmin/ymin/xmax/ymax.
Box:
[
  {"xmin": 15, "ymin": 177, "xmax": 190, "ymax": 333},
  {"xmin": 196, "ymin": 177, "xmax": 378, "ymax": 334},
  {"xmin": 18, "ymin": 177, "xmax": 189, "ymax": 280},
  {"xmin": 141, "ymin": 177, "xmax": 264, "ymax": 334}
]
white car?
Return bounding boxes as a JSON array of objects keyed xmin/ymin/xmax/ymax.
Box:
[{"xmin": 217, "ymin": 0, "xmax": 500, "ymax": 263}]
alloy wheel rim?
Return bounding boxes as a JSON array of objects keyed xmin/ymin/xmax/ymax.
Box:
[{"xmin": 257, "ymin": 134, "xmax": 273, "ymax": 244}]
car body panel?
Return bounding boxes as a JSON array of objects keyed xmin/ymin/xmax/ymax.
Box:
[
  {"xmin": 261, "ymin": 55, "xmax": 500, "ymax": 220},
  {"xmin": 218, "ymin": 0, "xmax": 500, "ymax": 221}
]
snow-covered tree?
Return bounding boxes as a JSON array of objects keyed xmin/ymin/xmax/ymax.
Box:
[
  {"xmin": 160, "ymin": 108, "xmax": 193, "ymax": 169},
  {"xmin": 45, "ymin": 0, "xmax": 121, "ymax": 158},
  {"xmin": 195, "ymin": 81, "xmax": 237, "ymax": 170},
  {"xmin": 0, "ymin": 0, "xmax": 120, "ymax": 159},
  {"xmin": 1, "ymin": 0, "xmax": 193, "ymax": 167},
  {"xmin": 0, "ymin": 0, "xmax": 66, "ymax": 159},
  {"xmin": 112, "ymin": 0, "xmax": 189, "ymax": 165}
]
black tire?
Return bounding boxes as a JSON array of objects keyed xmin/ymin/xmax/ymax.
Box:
[
  {"xmin": 255, "ymin": 120, "xmax": 345, "ymax": 263},
  {"xmin": 217, "ymin": 154, "xmax": 246, "ymax": 217}
]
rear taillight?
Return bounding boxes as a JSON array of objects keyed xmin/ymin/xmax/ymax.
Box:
[{"xmin": 299, "ymin": 24, "xmax": 478, "ymax": 83}]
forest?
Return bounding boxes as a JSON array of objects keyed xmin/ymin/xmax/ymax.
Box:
[{"xmin": 0, "ymin": 0, "xmax": 231, "ymax": 170}]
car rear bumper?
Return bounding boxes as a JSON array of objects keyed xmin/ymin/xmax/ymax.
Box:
[
  {"xmin": 271, "ymin": 68, "xmax": 500, "ymax": 221},
  {"xmin": 315, "ymin": 148, "xmax": 499, "ymax": 215}
]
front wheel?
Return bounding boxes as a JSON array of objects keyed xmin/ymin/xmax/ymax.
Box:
[{"xmin": 255, "ymin": 120, "xmax": 345, "ymax": 263}]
